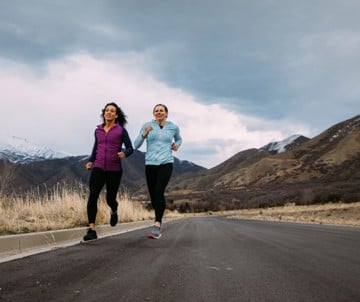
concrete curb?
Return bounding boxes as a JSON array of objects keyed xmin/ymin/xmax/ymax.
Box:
[{"xmin": 0, "ymin": 220, "xmax": 155, "ymax": 263}]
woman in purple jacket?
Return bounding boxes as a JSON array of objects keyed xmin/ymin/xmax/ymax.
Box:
[{"xmin": 83, "ymin": 102, "xmax": 133, "ymax": 241}]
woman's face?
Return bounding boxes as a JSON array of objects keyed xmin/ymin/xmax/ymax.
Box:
[
  {"xmin": 153, "ymin": 105, "xmax": 167, "ymax": 121},
  {"xmin": 104, "ymin": 105, "xmax": 118, "ymax": 122}
]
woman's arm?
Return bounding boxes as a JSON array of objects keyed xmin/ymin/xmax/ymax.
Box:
[
  {"xmin": 88, "ymin": 133, "xmax": 98, "ymax": 162},
  {"xmin": 86, "ymin": 132, "xmax": 97, "ymax": 169},
  {"xmin": 120, "ymin": 128, "xmax": 134, "ymax": 157},
  {"xmin": 134, "ymin": 123, "xmax": 148, "ymax": 149},
  {"xmin": 173, "ymin": 125, "xmax": 182, "ymax": 147}
]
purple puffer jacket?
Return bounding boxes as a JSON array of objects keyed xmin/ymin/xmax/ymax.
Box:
[{"xmin": 88, "ymin": 124, "xmax": 133, "ymax": 171}]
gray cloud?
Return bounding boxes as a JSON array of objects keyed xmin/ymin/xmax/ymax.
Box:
[{"xmin": 0, "ymin": 0, "xmax": 359, "ymax": 167}]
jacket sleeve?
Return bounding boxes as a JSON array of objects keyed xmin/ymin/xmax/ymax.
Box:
[
  {"xmin": 133, "ymin": 123, "xmax": 147, "ymax": 149},
  {"xmin": 174, "ymin": 124, "xmax": 182, "ymax": 147},
  {"xmin": 121, "ymin": 128, "xmax": 134, "ymax": 157},
  {"xmin": 88, "ymin": 132, "xmax": 97, "ymax": 162}
]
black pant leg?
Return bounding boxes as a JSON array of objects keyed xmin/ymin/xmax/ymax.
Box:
[
  {"xmin": 145, "ymin": 164, "xmax": 173, "ymax": 224},
  {"xmin": 105, "ymin": 170, "xmax": 122, "ymax": 212},
  {"xmin": 87, "ymin": 168, "xmax": 106, "ymax": 224}
]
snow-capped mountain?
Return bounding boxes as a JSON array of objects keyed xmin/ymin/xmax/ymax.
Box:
[
  {"xmin": 0, "ymin": 136, "xmax": 71, "ymax": 164},
  {"xmin": 260, "ymin": 134, "xmax": 310, "ymax": 154}
]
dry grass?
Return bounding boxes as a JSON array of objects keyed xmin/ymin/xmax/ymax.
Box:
[
  {"xmin": 0, "ymin": 183, "xmax": 155, "ymax": 235},
  {"xmin": 1, "ymin": 181, "xmax": 358, "ymax": 235},
  {"xmin": 227, "ymin": 202, "xmax": 360, "ymax": 226}
]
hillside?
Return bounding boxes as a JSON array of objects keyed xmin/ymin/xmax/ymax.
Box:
[
  {"xmin": 166, "ymin": 115, "xmax": 360, "ymax": 211},
  {"xmin": 1, "ymin": 115, "xmax": 359, "ymax": 212},
  {"xmin": 0, "ymin": 150, "xmax": 205, "ymax": 195}
]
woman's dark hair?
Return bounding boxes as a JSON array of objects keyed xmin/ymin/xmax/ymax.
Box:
[{"xmin": 101, "ymin": 102, "xmax": 127, "ymax": 126}]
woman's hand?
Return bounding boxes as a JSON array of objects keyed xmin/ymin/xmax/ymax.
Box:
[
  {"xmin": 142, "ymin": 125, "xmax": 153, "ymax": 138},
  {"xmin": 85, "ymin": 162, "xmax": 93, "ymax": 170},
  {"xmin": 171, "ymin": 143, "xmax": 179, "ymax": 151},
  {"xmin": 118, "ymin": 151, "xmax": 126, "ymax": 158}
]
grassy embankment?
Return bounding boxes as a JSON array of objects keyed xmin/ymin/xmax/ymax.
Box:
[
  {"xmin": 1, "ymin": 183, "xmax": 359, "ymax": 235},
  {"xmin": 227, "ymin": 202, "xmax": 360, "ymax": 226},
  {"xmin": 0, "ymin": 183, "xmax": 156, "ymax": 235}
]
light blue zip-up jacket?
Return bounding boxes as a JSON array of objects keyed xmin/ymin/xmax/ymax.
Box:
[{"xmin": 134, "ymin": 120, "xmax": 182, "ymax": 165}]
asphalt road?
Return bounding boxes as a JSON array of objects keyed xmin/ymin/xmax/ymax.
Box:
[{"xmin": 0, "ymin": 217, "xmax": 359, "ymax": 302}]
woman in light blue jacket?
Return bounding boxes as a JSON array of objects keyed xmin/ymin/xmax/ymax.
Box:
[{"xmin": 134, "ymin": 104, "xmax": 182, "ymax": 239}]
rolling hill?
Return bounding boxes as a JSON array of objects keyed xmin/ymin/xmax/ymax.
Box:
[
  {"xmin": 1, "ymin": 115, "xmax": 359, "ymax": 212},
  {"xmin": 165, "ymin": 115, "xmax": 360, "ymax": 211}
]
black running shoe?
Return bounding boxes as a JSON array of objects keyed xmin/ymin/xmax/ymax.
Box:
[
  {"xmin": 110, "ymin": 211, "xmax": 118, "ymax": 227},
  {"xmin": 83, "ymin": 228, "xmax": 97, "ymax": 241}
]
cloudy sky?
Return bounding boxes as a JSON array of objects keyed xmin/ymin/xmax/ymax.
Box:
[{"xmin": 0, "ymin": 1, "xmax": 359, "ymax": 168}]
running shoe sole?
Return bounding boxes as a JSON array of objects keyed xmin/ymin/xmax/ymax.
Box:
[{"xmin": 147, "ymin": 233, "xmax": 162, "ymax": 239}]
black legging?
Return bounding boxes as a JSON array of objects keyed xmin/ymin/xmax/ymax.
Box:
[
  {"xmin": 87, "ymin": 168, "xmax": 122, "ymax": 224},
  {"xmin": 145, "ymin": 163, "xmax": 173, "ymax": 224}
]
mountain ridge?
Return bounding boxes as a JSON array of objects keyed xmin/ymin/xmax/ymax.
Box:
[
  {"xmin": 1, "ymin": 115, "xmax": 359, "ymax": 212},
  {"xmin": 260, "ymin": 134, "xmax": 310, "ymax": 154},
  {"xmin": 165, "ymin": 115, "xmax": 360, "ymax": 211},
  {"xmin": 0, "ymin": 136, "xmax": 71, "ymax": 164},
  {"xmin": 0, "ymin": 150, "xmax": 205, "ymax": 195}
]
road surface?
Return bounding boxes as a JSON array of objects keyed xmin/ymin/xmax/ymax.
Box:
[{"xmin": 0, "ymin": 216, "xmax": 359, "ymax": 302}]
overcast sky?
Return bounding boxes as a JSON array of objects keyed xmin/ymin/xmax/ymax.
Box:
[{"xmin": 0, "ymin": 0, "xmax": 359, "ymax": 168}]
